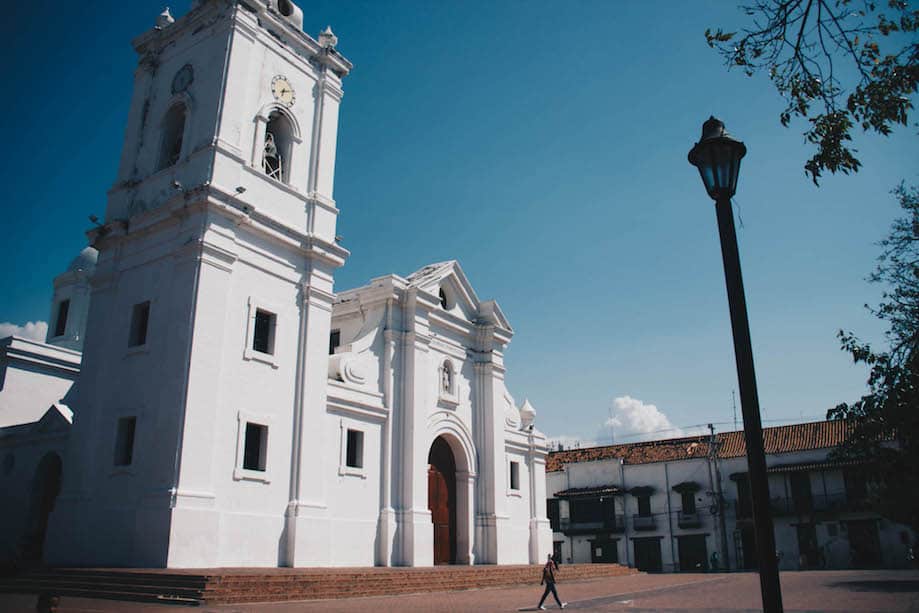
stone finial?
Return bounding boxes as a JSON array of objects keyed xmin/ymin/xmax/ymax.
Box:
[
  {"xmin": 519, "ymin": 399, "xmax": 536, "ymax": 429},
  {"xmin": 156, "ymin": 7, "xmax": 175, "ymax": 29},
  {"xmin": 319, "ymin": 25, "xmax": 338, "ymax": 49}
]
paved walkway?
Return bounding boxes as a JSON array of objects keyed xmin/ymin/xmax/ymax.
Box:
[{"xmin": 3, "ymin": 569, "xmax": 918, "ymax": 612}]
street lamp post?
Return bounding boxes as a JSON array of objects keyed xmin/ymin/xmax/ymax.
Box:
[{"xmin": 688, "ymin": 117, "xmax": 784, "ymax": 613}]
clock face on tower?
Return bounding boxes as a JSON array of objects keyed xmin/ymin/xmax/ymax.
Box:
[
  {"xmin": 271, "ymin": 75, "xmax": 296, "ymax": 106},
  {"xmin": 171, "ymin": 64, "xmax": 194, "ymax": 94}
]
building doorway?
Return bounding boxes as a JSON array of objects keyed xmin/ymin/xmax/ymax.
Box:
[
  {"xmin": 677, "ymin": 534, "xmax": 708, "ymax": 571},
  {"xmin": 846, "ymin": 520, "xmax": 881, "ymax": 568},
  {"xmin": 796, "ymin": 524, "xmax": 819, "ymax": 568},
  {"xmin": 590, "ymin": 538, "xmax": 619, "ymax": 563},
  {"xmin": 428, "ymin": 436, "xmax": 457, "ymax": 565},
  {"xmin": 735, "ymin": 526, "xmax": 758, "ymax": 569},
  {"xmin": 22, "ymin": 452, "xmax": 62, "ymax": 562},
  {"xmin": 633, "ymin": 537, "xmax": 663, "ymax": 572}
]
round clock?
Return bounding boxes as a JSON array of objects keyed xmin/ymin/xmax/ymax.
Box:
[
  {"xmin": 171, "ymin": 64, "xmax": 194, "ymax": 94},
  {"xmin": 271, "ymin": 75, "xmax": 296, "ymax": 106}
]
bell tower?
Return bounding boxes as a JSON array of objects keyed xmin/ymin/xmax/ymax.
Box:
[{"xmin": 46, "ymin": 0, "xmax": 351, "ymax": 567}]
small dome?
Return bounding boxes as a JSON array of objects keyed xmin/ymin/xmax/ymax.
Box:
[
  {"xmin": 519, "ymin": 399, "xmax": 536, "ymax": 428},
  {"xmin": 67, "ymin": 246, "xmax": 98, "ymax": 273}
]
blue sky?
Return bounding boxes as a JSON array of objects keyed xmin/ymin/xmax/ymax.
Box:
[{"xmin": 1, "ymin": 1, "xmax": 916, "ymax": 446}]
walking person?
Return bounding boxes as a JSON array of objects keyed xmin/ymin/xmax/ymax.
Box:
[{"xmin": 537, "ymin": 553, "xmax": 567, "ymax": 610}]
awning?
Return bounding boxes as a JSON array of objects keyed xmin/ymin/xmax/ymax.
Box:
[
  {"xmin": 671, "ymin": 481, "xmax": 701, "ymax": 493},
  {"xmin": 766, "ymin": 459, "xmax": 861, "ymax": 474},
  {"xmin": 554, "ymin": 485, "xmax": 623, "ymax": 498},
  {"xmin": 628, "ymin": 485, "xmax": 656, "ymax": 496}
]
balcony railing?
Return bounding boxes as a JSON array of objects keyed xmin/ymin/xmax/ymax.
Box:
[
  {"xmin": 632, "ymin": 514, "xmax": 656, "ymax": 531},
  {"xmin": 770, "ymin": 493, "xmax": 875, "ymax": 515},
  {"xmin": 559, "ymin": 515, "xmax": 625, "ymax": 535},
  {"xmin": 677, "ymin": 510, "xmax": 701, "ymax": 528},
  {"xmin": 734, "ymin": 493, "xmax": 874, "ymax": 519}
]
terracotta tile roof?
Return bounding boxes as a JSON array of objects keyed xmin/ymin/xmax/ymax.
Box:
[
  {"xmin": 716, "ymin": 419, "xmax": 852, "ymax": 458},
  {"xmin": 546, "ymin": 436, "xmax": 713, "ymax": 472},
  {"xmin": 546, "ymin": 420, "xmax": 852, "ymax": 472}
]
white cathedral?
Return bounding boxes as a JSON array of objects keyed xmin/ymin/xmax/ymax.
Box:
[{"xmin": 0, "ymin": 0, "xmax": 552, "ymax": 568}]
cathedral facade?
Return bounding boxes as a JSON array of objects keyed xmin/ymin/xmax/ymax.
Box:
[{"xmin": 0, "ymin": 0, "xmax": 552, "ymax": 568}]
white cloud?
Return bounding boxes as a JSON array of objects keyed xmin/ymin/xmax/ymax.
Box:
[
  {"xmin": 0, "ymin": 321, "xmax": 48, "ymax": 342},
  {"xmin": 603, "ymin": 395, "xmax": 683, "ymax": 443}
]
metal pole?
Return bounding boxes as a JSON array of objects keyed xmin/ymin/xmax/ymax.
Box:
[
  {"xmin": 713, "ymin": 196, "xmax": 784, "ymax": 612},
  {"xmin": 709, "ymin": 423, "xmax": 731, "ymax": 570}
]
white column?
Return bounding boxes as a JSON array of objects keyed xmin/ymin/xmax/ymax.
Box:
[
  {"xmin": 527, "ymin": 433, "xmax": 552, "ymax": 564},
  {"xmin": 307, "ymin": 68, "xmax": 343, "ymax": 200},
  {"xmin": 376, "ymin": 317, "xmax": 398, "ymax": 566},
  {"xmin": 285, "ymin": 270, "xmax": 336, "ymax": 566},
  {"xmin": 167, "ymin": 232, "xmax": 239, "ymax": 568}
]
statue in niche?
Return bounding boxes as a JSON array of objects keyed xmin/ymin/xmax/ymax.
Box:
[{"xmin": 442, "ymin": 363, "xmax": 452, "ymax": 394}]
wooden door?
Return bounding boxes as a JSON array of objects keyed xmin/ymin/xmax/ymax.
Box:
[
  {"xmin": 633, "ymin": 537, "xmax": 662, "ymax": 572},
  {"xmin": 427, "ymin": 437, "xmax": 456, "ymax": 565},
  {"xmin": 677, "ymin": 534, "xmax": 708, "ymax": 571}
]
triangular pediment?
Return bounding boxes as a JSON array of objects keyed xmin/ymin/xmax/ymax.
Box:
[
  {"xmin": 32, "ymin": 403, "xmax": 73, "ymax": 435},
  {"xmin": 405, "ymin": 261, "xmax": 511, "ymax": 331},
  {"xmin": 406, "ymin": 261, "xmax": 478, "ymax": 319}
]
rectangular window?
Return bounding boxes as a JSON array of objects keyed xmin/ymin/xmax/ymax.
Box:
[
  {"xmin": 509, "ymin": 461, "xmax": 520, "ymax": 490},
  {"xmin": 252, "ymin": 309, "xmax": 276, "ymax": 355},
  {"xmin": 113, "ymin": 416, "xmax": 137, "ymax": 466},
  {"xmin": 128, "ymin": 301, "xmax": 150, "ymax": 347},
  {"xmin": 547, "ymin": 499, "xmax": 560, "ymax": 531},
  {"xmin": 54, "ymin": 299, "xmax": 70, "ymax": 337},
  {"xmin": 790, "ymin": 472, "xmax": 813, "ymax": 512},
  {"xmin": 243, "ymin": 422, "xmax": 268, "ymax": 472},
  {"xmin": 346, "ymin": 428, "xmax": 364, "ymax": 469},
  {"xmin": 637, "ymin": 494, "xmax": 651, "ymax": 517},
  {"xmin": 681, "ymin": 491, "xmax": 697, "ymax": 514},
  {"xmin": 569, "ymin": 498, "xmax": 603, "ymax": 522},
  {"xmin": 329, "ymin": 329, "xmax": 341, "ymax": 355}
]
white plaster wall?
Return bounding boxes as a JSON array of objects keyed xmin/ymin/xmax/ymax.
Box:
[
  {"xmin": 204, "ymin": 229, "xmax": 303, "ymax": 566},
  {"xmin": 45, "ymin": 220, "xmax": 201, "ymax": 567},
  {"xmin": 0, "ymin": 433, "xmax": 68, "ymax": 563},
  {"xmin": 110, "ymin": 7, "xmax": 234, "ymax": 221},
  {"xmin": 503, "ymin": 448, "xmax": 531, "ymax": 563},
  {"xmin": 0, "ymin": 350, "xmax": 77, "ymax": 428},
  {"xmin": 324, "ymin": 413, "xmax": 383, "ymax": 566}
]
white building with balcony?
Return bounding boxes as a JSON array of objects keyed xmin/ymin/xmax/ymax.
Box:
[{"xmin": 546, "ymin": 420, "xmax": 914, "ymax": 572}]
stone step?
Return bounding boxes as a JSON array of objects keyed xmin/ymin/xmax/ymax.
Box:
[{"xmin": 0, "ymin": 563, "xmax": 639, "ymax": 606}]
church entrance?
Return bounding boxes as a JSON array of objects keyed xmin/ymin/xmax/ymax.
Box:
[
  {"xmin": 428, "ymin": 436, "xmax": 457, "ymax": 565},
  {"xmin": 22, "ymin": 452, "xmax": 62, "ymax": 562}
]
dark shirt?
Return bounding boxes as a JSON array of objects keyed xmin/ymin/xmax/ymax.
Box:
[{"xmin": 542, "ymin": 561, "xmax": 558, "ymax": 584}]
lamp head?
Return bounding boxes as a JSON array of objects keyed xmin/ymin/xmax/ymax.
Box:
[{"xmin": 688, "ymin": 116, "xmax": 746, "ymax": 201}]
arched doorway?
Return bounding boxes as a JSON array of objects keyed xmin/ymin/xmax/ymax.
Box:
[
  {"xmin": 428, "ymin": 436, "xmax": 457, "ymax": 565},
  {"xmin": 22, "ymin": 452, "xmax": 62, "ymax": 562}
]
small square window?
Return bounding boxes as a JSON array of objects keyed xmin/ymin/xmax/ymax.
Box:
[
  {"xmin": 346, "ymin": 429, "xmax": 364, "ymax": 469},
  {"xmin": 54, "ymin": 299, "xmax": 70, "ymax": 337},
  {"xmin": 243, "ymin": 422, "xmax": 268, "ymax": 472},
  {"xmin": 113, "ymin": 417, "xmax": 137, "ymax": 466},
  {"xmin": 128, "ymin": 301, "xmax": 150, "ymax": 347},
  {"xmin": 329, "ymin": 329, "xmax": 341, "ymax": 355},
  {"xmin": 510, "ymin": 461, "xmax": 520, "ymax": 490},
  {"xmin": 252, "ymin": 309, "xmax": 276, "ymax": 355}
]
